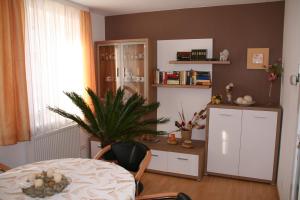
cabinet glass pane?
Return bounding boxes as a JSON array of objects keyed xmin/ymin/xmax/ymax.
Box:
[
  {"xmin": 122, "ymin": 43, "xmax": 145, "ymax": 99},
  {"xmin": 96, "ymin": 45, "xmax": 121, "ymax": 98}
]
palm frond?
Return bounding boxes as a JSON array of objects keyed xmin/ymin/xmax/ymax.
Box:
[
  {"xmin": 64, "ymin": 91, "xmax": 98, "ymax": 132},
  {"xmin": 48, "ymin": 107, "xmax": 94, "ymax": 134},
  {"xmin": 48, "ymin": 87, "xmax": 169, "ymax": 146}
]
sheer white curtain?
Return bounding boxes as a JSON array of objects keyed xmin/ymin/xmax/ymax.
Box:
[{"xmin": 25, "ymin": 0, "xmax": 84, "ymax": 136}]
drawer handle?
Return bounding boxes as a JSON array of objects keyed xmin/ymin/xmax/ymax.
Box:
[
  {"xmin": 254, "ymin": 116, "xmax": 266, "ymax": 119},
  {"xmin": 219, "ymin": 114, "xmax": 232, "ymax": 117},
  {"xmin": 152, "ymin": 154, "xmax": 159, "ymax": 157},
  {"xmin": 177, "ymin": 157, "xmax": 188, "ymax": 161}
]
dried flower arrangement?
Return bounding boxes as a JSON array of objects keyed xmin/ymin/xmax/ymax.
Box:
[
  {"xmin": 175, "ymin": 107, "xmax": 207, "ymax": 131},
  {"xmin": 264, "ymin": 60, "xmax": 283, "ymax": 103}
]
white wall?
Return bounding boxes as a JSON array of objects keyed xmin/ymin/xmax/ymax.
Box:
[
  {"xmin": 91, "ymin": 12, "xmax": 105, "ymax": 42},
  {"xmin": 277, "ymin": 0, "xmax": 300, "ymax": 199},
  {"xmin": 0, "ymin": 142, "xmax": 29, "ymax": 168},
  {"xmin": 157, "ymin": 39, "xmax": 213, "ymax": 140}
]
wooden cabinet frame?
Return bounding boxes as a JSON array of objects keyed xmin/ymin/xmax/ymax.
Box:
[{"xmin": 94, "ymin": 38, "xmax": 156, "ymax": 104}]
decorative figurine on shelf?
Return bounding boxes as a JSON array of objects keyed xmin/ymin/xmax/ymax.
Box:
[
  {"xmin": 264, "ymin": 59, "xmax": 283, "ymax": 105},
  {"xmin": 220, "ymin": 49, "xmax": 230, "ymax": 61},
  {"xmin": 211, "ymin": 95, "xmax": 222, "ymax": 104},
  {"xmin": 175, "ymin": 106, "xmax": 207, "ymax": 148},
  {"xmin": 225, "ymin": 82, "xmax": 234, "ymax": 103}
]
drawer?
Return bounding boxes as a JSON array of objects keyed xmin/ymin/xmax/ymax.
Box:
[
  {"xmin": 148, "ymin": 150, "xmax": 168, "ymax": 171},
  {"xmin": 167, "ymin": 152, "xmax": 199, "ymax": 176}
]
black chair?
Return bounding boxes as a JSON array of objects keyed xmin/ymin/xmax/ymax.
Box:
[
  {"xmin": 94, "ymin": 141, "xmax": 152, "ymax": 195},
  {"xmin": 136, "ymin": 192, "xmax": 192, "ymax": 200}
]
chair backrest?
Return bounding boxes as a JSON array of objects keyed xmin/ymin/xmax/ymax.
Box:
[
  {"xmin": 0, "ymin": 163, "xmax": 10, "ymax": 173},
  {"xmin": 110, "ymin": 141, "xmax": 149, "ymax": 172}
]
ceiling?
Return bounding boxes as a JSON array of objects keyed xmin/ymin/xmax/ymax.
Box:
[{"xmin": 70, "ymin": 0, "xmax": 282, "ymax": 16}]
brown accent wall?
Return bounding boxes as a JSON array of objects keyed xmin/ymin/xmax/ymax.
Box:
[{"xmin": 105, "ymin": 2, "xmax": 284, "ymax": 105}]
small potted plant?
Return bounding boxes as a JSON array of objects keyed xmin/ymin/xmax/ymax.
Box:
[
  {"xmin": 49, "ymin": 87, "xmax": 169, "ymax": 148},
  {"xmin": 175, "ymin": 107, "xmax": 207, "ymax": 148}
]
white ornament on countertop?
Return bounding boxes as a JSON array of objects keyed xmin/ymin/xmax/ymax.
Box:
[{"xmin": 243, "ymin": 95, "xmax": 253, "ymax": 103}]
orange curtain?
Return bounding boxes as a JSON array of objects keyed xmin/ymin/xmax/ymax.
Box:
[
  {"xmin": 80, "ymin": 11, "xmax": 96, "ymax": 101},
  {"xmin": 0, "ymin": 0, "xmax": 30, "ymax": 145}
]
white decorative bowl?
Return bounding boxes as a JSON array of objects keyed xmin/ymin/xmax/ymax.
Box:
[{"xmin": 234, "ymin": 100, "xmax": 256, "ymax": 106}]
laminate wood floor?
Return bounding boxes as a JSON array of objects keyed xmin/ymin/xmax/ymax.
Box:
[{"xmin": 141, "ymin": 173, "xmax": 279, "ymax": 200}]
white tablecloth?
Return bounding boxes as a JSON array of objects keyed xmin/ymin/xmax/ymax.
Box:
[{"xmin": 0, "ymin": 158, "xmax": 135, "ymax": 200}]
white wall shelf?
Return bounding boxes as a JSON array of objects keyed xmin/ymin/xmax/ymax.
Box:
[
  {"xmin": 169, "ymin": 60, "xmax": 230, "ymax": 65},
  {"xmin": 152, "ymin": 84, "xmax": 211, "ymax": 89}
]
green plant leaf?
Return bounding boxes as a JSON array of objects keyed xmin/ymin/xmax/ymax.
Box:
[{"xmin": 48, "ymin": 87, "xmax": 169, "ymax": 145}]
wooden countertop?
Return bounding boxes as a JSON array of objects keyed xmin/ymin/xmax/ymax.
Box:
[
  {"xmin": 141, "ymin": 136, "xmax": 205, "ymax": 155},
  {"xmin": 207, "ymin": 103, "xmax": 281, "ymax": 112},
  {"xmin": 89, "ymin": 136, "xmax": 206, "ymax": 155}
]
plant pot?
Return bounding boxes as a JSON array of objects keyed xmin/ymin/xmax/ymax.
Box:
[{"xmin": 181, "ymin": 130, "xmax": 192, "ymax": 141}]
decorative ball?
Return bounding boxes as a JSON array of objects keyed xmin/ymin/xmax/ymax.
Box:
[
  {"xmin": 47, "ymin": 169, "xmax": 54, "ymax": 178},
  {"xmin": 241, "ymin": 99, "xmax": 248, "ymax": 104},
  {"xmin": 244, "ymin": 95, "xmax": 253, "ymax": 103},
  {"xmin": 34, "ymin": 179, "xmax": 44, "ymax": 188},
  {"xmin": 236, "ymin": 97, "xmax": 243, "ymax": 104},
  {"xmin": 53, "ymin": 173, "xmax": 62, "ymax": 183}
]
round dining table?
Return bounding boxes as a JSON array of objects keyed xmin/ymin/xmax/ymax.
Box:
[{"xmin": 0, "ymin": 158, "xmax": 136, "ymax": 200}]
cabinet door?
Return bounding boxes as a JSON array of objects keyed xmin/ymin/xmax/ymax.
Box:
[
  {"xmin": 207, "ymin": 108, "xmax": 242, "ymax": 176},
  {"xmin": 121, "ymin": 43, "xmax": 147, "ymax": 100},
  {"xmin": 96, "ymin": 44, "xmax": 121, "ymax": 98},
  {"xmin": 239, "ymin": 110, "xmax": 277, "ymax": 180}
]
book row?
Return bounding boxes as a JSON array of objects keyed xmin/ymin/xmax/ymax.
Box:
[{"xmin": 154, "ymin": 70, "xmax": 211, "ymax": 86}]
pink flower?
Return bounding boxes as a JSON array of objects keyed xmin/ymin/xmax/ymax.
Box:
[{"xmin": 268, "ymin": 73, "xmax": 277, "ymax": 81}]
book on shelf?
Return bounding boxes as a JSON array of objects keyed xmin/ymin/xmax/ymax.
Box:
[{"xmin": 154, "ymin": 69, "xmax": 211, "ymax": 86}]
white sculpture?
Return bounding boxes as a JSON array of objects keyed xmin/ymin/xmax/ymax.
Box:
[{"xmin": 220, "ymin": 49, "xmax": 230, "ymax": 61}]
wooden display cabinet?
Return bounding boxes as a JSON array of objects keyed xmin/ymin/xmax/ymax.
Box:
[{"xmin": 94, "ymin": 38, "xmax": 156, "ymax": 103}]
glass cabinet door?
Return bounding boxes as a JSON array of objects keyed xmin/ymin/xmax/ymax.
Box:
[
  {"xmin": 121, "ymin": 43, "xmax": 146, "ymax": 100},
  {"xmin": 96, "ymin": 45, "xmax": 121, "ymax": 98}
]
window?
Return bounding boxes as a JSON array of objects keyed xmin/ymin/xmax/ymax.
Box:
[{"xmin": 25, "ymin": 0, "xmax": 84, "ymax": 136}]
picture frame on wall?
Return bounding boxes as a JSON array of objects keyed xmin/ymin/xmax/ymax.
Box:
[{"xmin": 247, "ymin": 48, "xmax": 269, "ymax": 69}]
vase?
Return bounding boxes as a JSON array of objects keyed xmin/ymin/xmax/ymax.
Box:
[
  {"xmin": 226, "ymin": 92, "xmax": 232, "ymax": 104},
  {"xmin": 267, "ymin": 81, "xmax": 273, "ymax": 105},
  {"xmin": 181, "ymin": 130, "xmax": 192, "ymax": 141}
]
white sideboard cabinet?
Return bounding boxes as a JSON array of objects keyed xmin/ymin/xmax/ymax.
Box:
[{"xmin": 206, "ymin": 104, "xmax": 281, "ymax": 184}]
